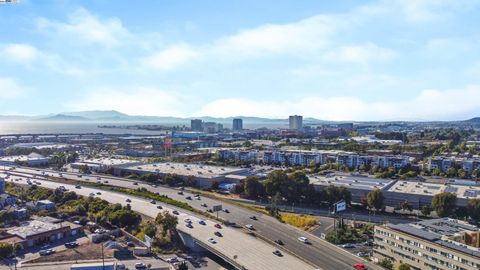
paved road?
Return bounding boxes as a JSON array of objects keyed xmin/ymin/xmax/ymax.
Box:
[
  {"xmin": 2, "ymin": 173, "xmax": 314, "ymax": 270},
  {"xmin": 2, "ymin": 167, "xmax": 382, "ymax": 270}
]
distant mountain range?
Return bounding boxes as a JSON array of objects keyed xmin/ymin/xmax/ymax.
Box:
[
  {"xmin": 0, "ymin": 110, "xmax": 479, "ymax": 126},
  {"xmin": 0, "ymin": 110, "xmax": 327, "ymax": 125}
]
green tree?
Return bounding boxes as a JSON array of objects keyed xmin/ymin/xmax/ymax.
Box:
[
  {"xmin": 468, "ymin": 198, "xmax": 480, "ymax": 222},
  {"xmin": 432, "ymin": 192, "xmax": 457, "ymax": 217},
  {"xmin": 421, "ymin": 205, "xmax": 432, "ymax": 217},
  {"xmin": 244, "ymin": 176, "xmax": 263, "ymax": 198},
  {"xmin": 108, "ymin": 209, "xmax": 141, "ymax": 228},
  {"xmin": 264, "ymin": 170, "xmax": 289, "ymax": 197},
  {"xmin": 398, "ymin": 263, "xmax": 411, "ymax": 270},
  {"xmin": 155, "ymin": 211, "xmax": 178, "ymax": 237},
  {"xmin": 367, "ymin": 189, "xmax": 385, "ymax": 211},
  {"xmin": 400, "ymin": 201, "xmax": 413, "ymax": 213},
  {"xmin": 0, "ymin": 242, "xmax": 13, "ymax": 259},
  {"xmin": 378, "ymin": 258, "xmax": 393, "ymax": 270},
  {"xmin": 322, "ymin": 185, "xmax": 351, "ymax": 206}
]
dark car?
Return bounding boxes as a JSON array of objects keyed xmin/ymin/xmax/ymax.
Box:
[
  {"xmin": 214, "ymin": 231, "xmax": 223, "ymax": 237},
  {"xmin": 275, "ymin": 239, "xmax": 284, "ymax": 245},
  {"xmin": 157, "ymin": 205, "xmax": 163, "ymax": 209},
  {"xmin": 65, "ymin": 242, "xmax": 78, "ymax": 248},
  {"xmin": 172, "ymin": 210, "xmax": 179, "ymax": 215},
  {"xmin": 250, "ymin": 215, "xmax": 257, "ymax": 220},
  {"xmin": 185, "ymin": 196, "xmax": 192, "ymax": 200},
  {"xmin": 272, "ymin": 249, "xmax": 283, "ymax": 257}
]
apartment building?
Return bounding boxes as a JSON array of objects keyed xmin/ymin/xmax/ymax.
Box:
[
  {"xmin": 427, "ymin": 156, "xmax": 480, "ymax": 174},
  {"xmin": 219, "ymin": 149, "xmax": 411, "ymax": 169},
  {"xmin": 374, "ymin": 218, "xmax": 480, "ymax": 270}
]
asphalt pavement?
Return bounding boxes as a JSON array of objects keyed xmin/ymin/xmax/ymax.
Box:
[{"xmin": 2, "ymin": 166, "xmax": 382, "ymax": 270}]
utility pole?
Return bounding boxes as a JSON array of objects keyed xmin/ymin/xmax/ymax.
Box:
[{"xmin": 101, "ymin": 243, "xmax": 105, "ymax": 270}]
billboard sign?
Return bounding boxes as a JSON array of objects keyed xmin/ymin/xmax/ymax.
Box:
[
  {"xmin": 335, "ymin": 200, "xmax": 347, "ymax": 213},
  {"xmin": 212, "ymin": 205, "xmax": 222, "ymax": 212}
]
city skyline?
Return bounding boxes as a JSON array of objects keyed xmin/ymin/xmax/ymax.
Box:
[{"xmin": 1, "ymin": 0, "xmax": 480, "ymax": 121}]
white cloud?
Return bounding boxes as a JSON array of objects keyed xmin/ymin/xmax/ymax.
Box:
[
  {"xmin": 398, "ymin": 0, "xmax": 480, "ymax": 22},
  {"xmin": 37, "ymin": 8, "xmax": 130, "ymax": 46},
  {"xmin": 0, "ymin": 77, "xmax": 28, "ymax": 99},
  {"xmin": 69, "ymin": 87, "xmax": 186, "ymax": 116},
  {"xmin": 2, "ymin": 44, "xmax": 40, "ymax": 64},
  {"xmin": 142, "ymin": 45, "xmax": 198, "ymax": 70},
  {"xmin": 211, "ymin": 15, "xmax": 342, "ymax": 58},
  {"xmin": 324, "ymin": 43, "xmax": 397, "ymax": 64},
  {"xmin": 197, "ymin": 85, "xmax": 480, "ymax": 121}
]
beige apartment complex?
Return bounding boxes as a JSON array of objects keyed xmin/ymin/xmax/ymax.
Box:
[{"xmin": 374, "ymin": 218, "xmax": 480, "ymax": 270}]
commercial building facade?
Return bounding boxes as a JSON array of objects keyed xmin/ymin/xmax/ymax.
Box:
[
  {"xmin": 232, "ymin": 118, "xmax": 243, "ymax": 131},
  {"xmin": 289, "ymin": 115, "xmax": 303, "ymax": 130},
  {"xmin": 374, "ymin": 218, "xmax": 480, "ymax": 270}
]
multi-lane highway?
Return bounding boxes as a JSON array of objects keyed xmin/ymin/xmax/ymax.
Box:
[
  {"xmin": 1, "ymin": 166, "xmax": 382, "ymax": 270},
  {"xmin": 2, "ymin": 172, "xmax": 315, "ymax": 270}
]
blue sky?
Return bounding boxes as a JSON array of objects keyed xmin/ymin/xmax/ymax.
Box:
[{"xmin": 1, "ymin": 0, "xmax": 480, "ymax": 121}]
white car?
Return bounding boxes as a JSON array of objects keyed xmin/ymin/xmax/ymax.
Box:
[
  {"xmin": 298, "ymin": 236, "xmax": 309, "ymax": 244},
  {"xmin": 208, "ymin": 237, "xmax": 216, "ymax": 244},
  {"xmin": 184, "ymin": 218, "xmax": 192, "ymax": 224},
  {"xmin": 245, "ymin": 224, "xmax": 254, "ymax": 230}
]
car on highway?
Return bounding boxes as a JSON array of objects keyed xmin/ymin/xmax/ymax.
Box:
[
  {"xmin": 96, "ymin": 192, "xmax": 101, "ymax": 195},
  {"xmin": 354, "ymin": 263, "xmax": 367, "ymax": 270},
  {"xmin": 75, "ymin": 185, "xmax": 81, "ymax": 189},
  {"xmin": 177, "ymin": 191, "xmax": 184, "ymax": 195},
  {"xmin": 245, "ymin": 224, "xmax": 254, "ymax": 230},
  {"xmin": 134, "ymin": 262, "xmax": 147, "ymax": 269},
  {"xmin": 185, "ymin": 196, "xmax": 192, "ymax": 200},
  {"xmin": 157, "ymin": 205, "xmax": 163, "ymax": 209},
  {"xmin": 249, "ymin": 215, "xmax": 257, "ymax": 220},
  {"xmin": 214, "ymin": 223, "xmax": 222, "ymax": 229},
  {"xmin": 275, "ymin": 239, "xmax": 284, "ymax": 245},
  {"xmin": 150, "ymin": 200, "xmax": 156, "ymax": 204},
  {"xmin": 201, "ymin": 203, "xmax": 207, "ymax": 207},
  {"xmin": 126, "ymin": 198, "xmax": 131, "ymax": 203},
  {"xmin": 104, "ymin": 180, "xmax": 109, "ymax": 183},
  {"xmin": 133, "ymin": 182, "xmax": 138, "ymax": 185},
  {"xmin": 207, "ymin": 237, "xmax": 216, "ymax": 244},
  {"xmin": 223, "ymin": 209, "xmax": 230, "ymax": 213},
  {"xmin": 186, "ymin": 223, "xmax": 193, "ymax": 228},
  {"xmin": 165, "ymin": 257, "xmax": 178, "ymax": 263},
  {"xmin": 184, "ymin": 218, "xmax": 192, "ymax": 223},
  {"xmin": 272, "ymin": 249, "xmax": 283, "ymax": 256},
  {"xmin": 341, "ymin": 243, "xmax": 356, "ymax": 248},
  {"xmin": 207, "ymin": 209, "xmax": 213, "ymax": 213},
  {"xmin": 39, "ymin": 249, "xmax": 55, "ymax": 256},
  {"xmin": 298, "ymin": 237, "xmax": 310, "ymax": 244},
  {"xmin": 65, "ymin": 242, "xmax": 78, "ymax": 248},
  {"xmin": 199, "ymin": 220, "xmax": 206, "ymax": 225},
  {"xmin": 214, "ymin": 231, "xmax": 223, "ymax": 237},
  {"xmin": 89, "ymin": 193, "xmax": 95, "ymax": 197},
  {"xmin": 172, "ymin": 210, "xmax": 179, "ymax": 215}
]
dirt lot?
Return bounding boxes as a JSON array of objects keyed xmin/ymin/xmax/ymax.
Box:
[{"xmin": 26, "ymin": 243, "xmax": 114, "ymax": 264}]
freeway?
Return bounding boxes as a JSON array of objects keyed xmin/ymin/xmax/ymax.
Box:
[
  {"xmin": 2, "ymin": 166, "xmax": 382, "ymax": 270},
  {"xmin": 1, "ymin": 172, "xmax": 315, "ymax": 270}
]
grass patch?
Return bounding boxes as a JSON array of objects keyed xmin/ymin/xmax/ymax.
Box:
[{"xmin": 280, "ymin": 213, "xmax": 318, "ymax": 231}]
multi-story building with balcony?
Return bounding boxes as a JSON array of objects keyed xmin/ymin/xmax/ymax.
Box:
[{"xmin": 374, "ymin": 218, "xmax": 480, "ymax": 270}]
